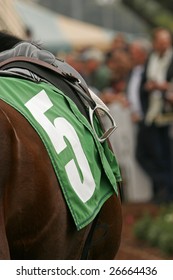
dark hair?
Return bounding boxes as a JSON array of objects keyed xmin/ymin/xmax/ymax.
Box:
[{"xmin": 0, "ymin": 30, "xmax": 22, "ymax": 52}]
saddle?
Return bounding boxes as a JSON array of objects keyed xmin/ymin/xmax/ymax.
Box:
[
  {"xmin": 0, "ymin": 42, "xmax": 116, "ymax": 142},
  {"xmin": 0, "ymin": 42, "xmax": 94, "ymax": 107}
]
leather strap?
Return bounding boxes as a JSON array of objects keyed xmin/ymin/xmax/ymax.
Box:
[{"xmin": 0, "ymin": 56, "xmax": 95, "ymax": 109}]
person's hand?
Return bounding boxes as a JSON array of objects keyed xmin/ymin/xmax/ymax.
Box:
[
  {"xmin": 145, "ymin": 80, "xmax": 169, "ymax": 92},
  {"xmin": 100, "ymin": 91, "xmax": 116, "ymax": 104},
  {"xmin": 144, "ymin": 80, "xmax": 158, "ymax": 91},
  {"xmin": 117, "ymin": 94, "xmax": 129, "ymax": 107},
  {"xmin": 131, "ymin": 112, "xmax": 142, "ymax": 123},
  {"xmin": 157, "ymin": 81, "xmax": 169, "ymax": 91}
]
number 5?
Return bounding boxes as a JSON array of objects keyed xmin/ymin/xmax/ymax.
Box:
[{"xmin": 25, "ymin": 90, "xmax": 95, "ymax": 202}]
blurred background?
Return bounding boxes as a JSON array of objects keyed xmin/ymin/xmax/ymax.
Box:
[
  {"xmin": 1, "ymin": 0, "xmax": 173, "ymax": 260},
  {"xmin": 1, "ymin": 0, "xmax": 173, "ymax": 52},
  {"xmin": 0, "ymin": 0, "xmax": 151, "ymax": 53}
]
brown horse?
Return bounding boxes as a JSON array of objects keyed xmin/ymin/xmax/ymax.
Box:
[{"xmin": 0, "ymin": 32, "xmax": 122, "ymax": 260}]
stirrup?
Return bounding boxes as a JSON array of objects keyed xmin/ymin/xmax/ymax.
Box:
[{"xmin": 89, "ymin": 105, "xmax": 117, "ymax": 143}]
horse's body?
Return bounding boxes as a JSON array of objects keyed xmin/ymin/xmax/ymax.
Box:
[
  {"xmin": 0, "ymin": 99, "xmax": 122, "ymax": 260},
  {"xmin": 0, "ymin": 33, "xmax": 122, "ymax": 260}
]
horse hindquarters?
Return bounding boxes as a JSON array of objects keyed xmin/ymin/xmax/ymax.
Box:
[
  {"xmin": 0, "ymin": 100, "xmax": 122, "ymax": 260},
  {"xmin": 0, "ymin": 107, "xmax": 13, "ymax": 259},
  {"xmin": 0, "ymin": 211, "xmax": 10, "ymax": 259},
  {"xmin": 88, "ymin": 192, "xmax": 122, "ymax": 260},
  {"xmin": 0, "ymin": 101, "xmax": 93, "ymax": 259}
]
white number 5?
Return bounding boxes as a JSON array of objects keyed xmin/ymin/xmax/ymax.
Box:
[{"xmin": 25, "ymin": 90, "xmax": 95, "ymax": 202}]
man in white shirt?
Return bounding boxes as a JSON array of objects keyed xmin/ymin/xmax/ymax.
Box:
[
  {"xmin": 127, "ymin": 39, "xmax": 150, "ymax": 123},
  {"xmin": 137, "ymin": 28, "xmax": 173, "ymax": 203}
]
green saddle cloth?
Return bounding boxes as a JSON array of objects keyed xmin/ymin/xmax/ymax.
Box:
[{"xmin": 0, "ymin": 76, "xmax": 121, "ymax": 230}]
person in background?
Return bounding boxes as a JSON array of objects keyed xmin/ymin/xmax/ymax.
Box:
[
  {"xmin": 105, "ymin": 33, "xmax": 129, "ymax": 60},
  {"xmin": 100, "ymin": 49, "xmax": 131, "ymax": 106},
  {"xmin": 78, "ymin": 47, "xmax": 104, "ymax": 94},
  {"xmin": 100, "ymin": 49, "xmax": 144, "ymax": 202},
  {"xmin": 125, "ymin": 39, "xmax": 153, "ymax": 202},
  {"xmin": 137, "ymin": 27, "xmax": 173, "ymax": 203},
  {"xmin": 126, "ymin": 39, "xmax": 150, "ymax": 123},
  {"xmin": 63, "ymin": 51, "xmax": 84, "ymax": 74}
]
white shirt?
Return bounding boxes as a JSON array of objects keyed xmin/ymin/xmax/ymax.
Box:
[{"xmin": 127, "ymin": 65, "xmax": 144, "ymax": 118}]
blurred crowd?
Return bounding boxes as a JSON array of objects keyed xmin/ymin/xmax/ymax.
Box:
[{"xmin": 59, "ymin": 28, "xmax": 173, "ymax": 204}]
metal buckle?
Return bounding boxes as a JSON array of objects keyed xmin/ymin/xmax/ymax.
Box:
[{"xmin": 89, "ymin": 105, "xmax": 117, "ymax": 143}]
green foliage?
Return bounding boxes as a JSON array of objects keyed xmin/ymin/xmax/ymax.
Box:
[
  {"xmin": 154, "ymin": 13, "xmax": 173, "ymax": 32},
  {"xmin": 158, "ymin": 232, "xmax": 173, "ymax": 254},
  {"xmin": 146, "ymin": 217, "xmax": 164, "ymax": 246},
  {"xmin": 133, "ymin": 213, "xmax": 152, "ymax": 240},
  {"xmin": 123, "ymin": 0, "xmax": 173, "ymax": 31},
  {"xmin": 133, "ymin": 204, "xmax": 173, "ymax": 255}
]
